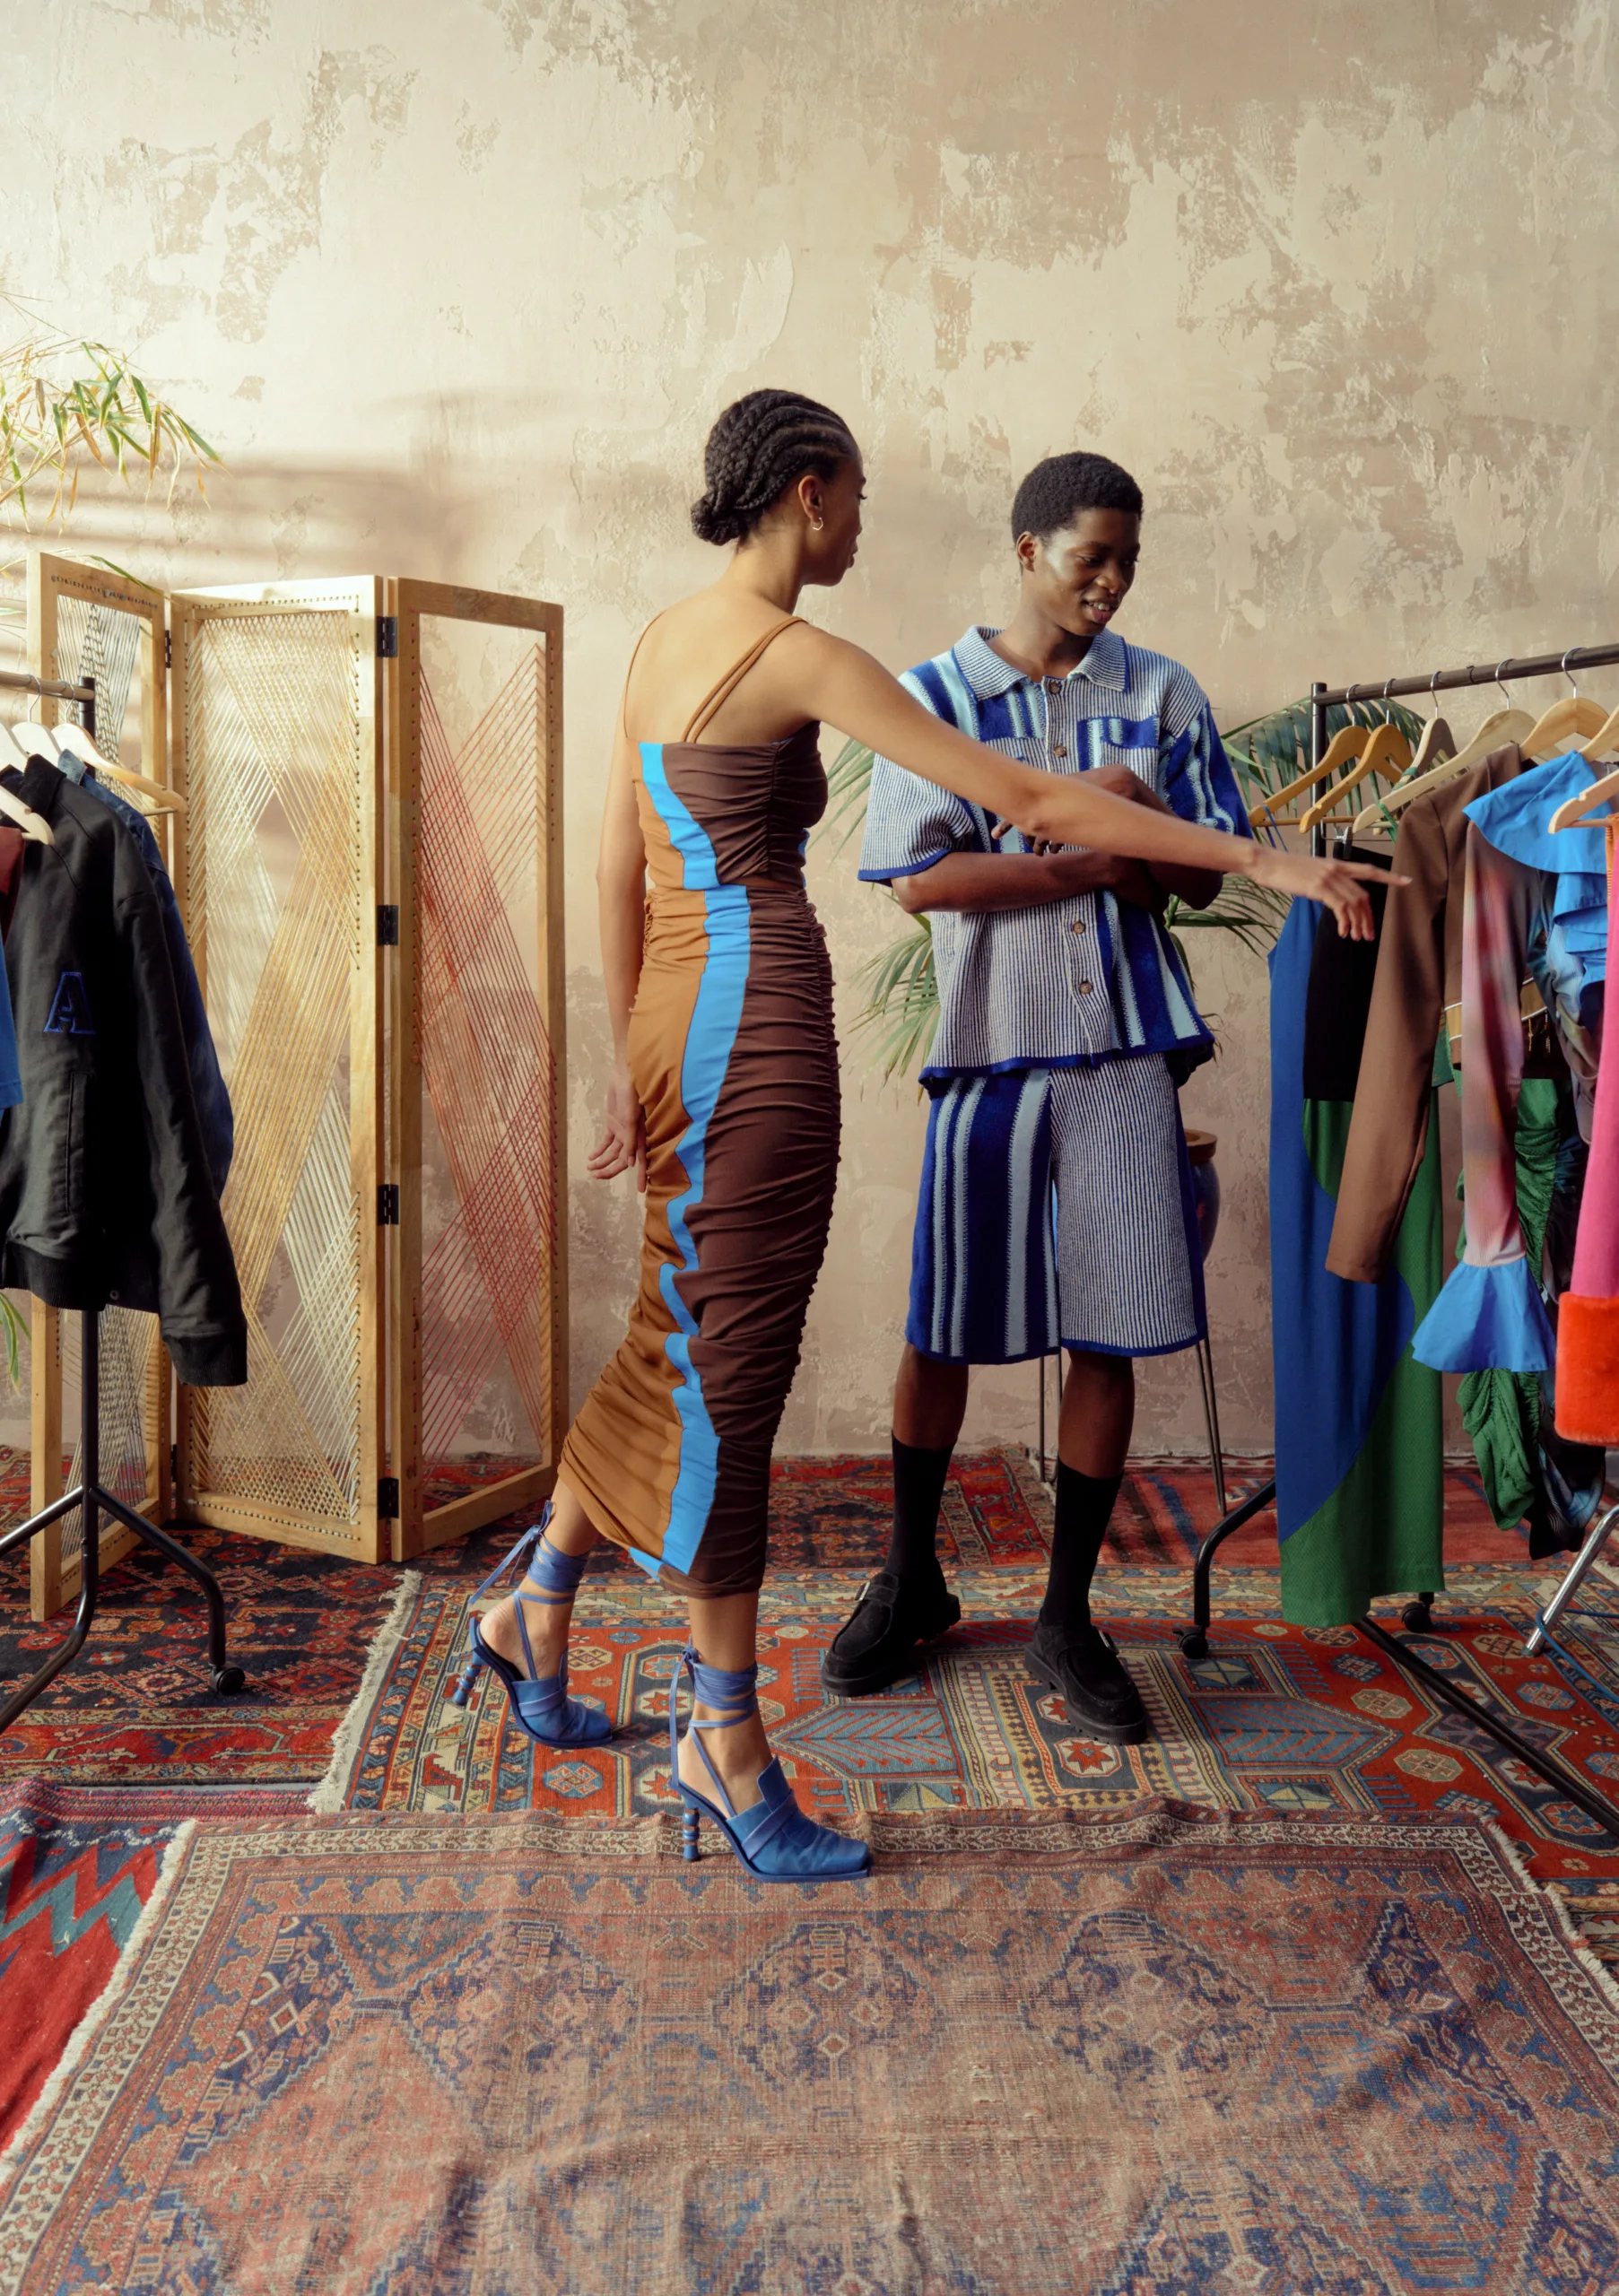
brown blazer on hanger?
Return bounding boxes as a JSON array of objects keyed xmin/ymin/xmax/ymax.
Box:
[{"xmin": 1326, "ymin": 743, "xmax": 1527, "ymax": 1284}]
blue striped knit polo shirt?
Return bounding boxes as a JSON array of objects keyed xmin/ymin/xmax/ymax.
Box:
[{"xmin": 857, "ymin": 623, "xmax": 1251, "ymax": 1082}]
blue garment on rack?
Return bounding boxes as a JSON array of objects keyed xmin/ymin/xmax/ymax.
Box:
[
  {"xmin": 57, "ymin": 747, "xmax": 232, "ymax": 1196},
  {"xmin": 1467, "ymin": 754, "xmax": 1609, "ymax": 984},
  {"xmin": 1269, "ymin": 895, "xmax": 1444, "ymax": 1624}
]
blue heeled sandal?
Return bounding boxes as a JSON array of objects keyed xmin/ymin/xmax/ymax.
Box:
[
  {"xmin": 671, "ymin": 1649, "xmax": 871, "ymax": 1881},
  {"xmin": 448, "ymin": 1509, "xmax": 611, "ymax": 1748}
]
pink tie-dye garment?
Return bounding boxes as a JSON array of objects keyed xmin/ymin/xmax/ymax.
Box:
[
  {"xmin": 1568, "ymin": 836, "xmax": 1616, "ymax": 1300},
  {"xmin": 1413, "ymin": 824, "xmax": 1594, "ymax": 1372}
]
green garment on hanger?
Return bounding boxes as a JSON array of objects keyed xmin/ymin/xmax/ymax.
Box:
[
  {"xmin": 1457, "ymin": 1075, "xmax": 1559, "ymax": 1531},
  {"xmin": 1277, "ymin": 1092, "xmax": 1446, "ymax": 1626}
]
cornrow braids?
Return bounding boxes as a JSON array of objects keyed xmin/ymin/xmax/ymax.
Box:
[
  {"xmin": 692, "ymin": 389, "xmax": 858, "ymax": 545},
  {"xmin": 1012, "ymin": 452, "xmax": 1143, "ymax": 542}
]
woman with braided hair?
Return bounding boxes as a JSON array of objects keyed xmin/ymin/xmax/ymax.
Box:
[{"xmin": 466, "ymin": 387, "xmax": 1388, "ymax": 1881}]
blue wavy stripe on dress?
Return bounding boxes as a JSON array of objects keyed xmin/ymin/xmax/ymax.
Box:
[
  {"xmin": 1269, "ymin": 898, "xmax": 1417, "ymax": 1539},
  {"xmin": 640, "ymin": 742, "xmax": 718, "ymax": 891},
  {"xmin": 636, "ymin": 744, "xmax": 750, "ymax": 1577}
]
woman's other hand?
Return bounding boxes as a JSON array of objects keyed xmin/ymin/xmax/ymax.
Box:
[
  {"xmin": 1247, "ymin": 846, "xmax": 1406, "ymax": 942},
  {"xmin": 588, "ymin": 1064, "xmax": 647, "ymax": 1189}
]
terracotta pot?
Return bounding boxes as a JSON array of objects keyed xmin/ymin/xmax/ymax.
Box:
[{"xmin": 1185, "ymin": 1127, "xmax": 1220, "ymax": 1265}]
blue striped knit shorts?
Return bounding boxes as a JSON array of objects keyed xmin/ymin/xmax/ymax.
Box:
[{"xmin": 905, "ymin": 1055, "xmax": 1206, "ymax": 1364}]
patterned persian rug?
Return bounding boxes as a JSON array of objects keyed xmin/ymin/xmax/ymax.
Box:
[
  {"xmin": 1, "ymin": 1803, "xmax": 1615, "ymax": 2294},
  {"xmin": 0, "ymin": 1532, "xmax": 420, "ymax": 1786},
  {"xmin": 0, "ymin": 1448, "xmax": 1536, "ymax": 1791},
  {"xmin": 0, "ymin": 1781, "xmax": 309, "ymax": 2152},
  {"xmin": 320, "ymin": 1561, "xmax": 1619, "ymax": 1897},
  {"xmin": 417, "ymin": 1444, "xmax": 1533, "ymax": 1571}
]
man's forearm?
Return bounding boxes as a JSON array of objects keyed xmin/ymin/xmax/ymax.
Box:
[
  {"xmin": 1149, "ymin": 864, "xmax": 1222, "ymax": 909},
  {"xmin": 893, "ymin": 850, "xmax": 1120, "ymax": 915}
]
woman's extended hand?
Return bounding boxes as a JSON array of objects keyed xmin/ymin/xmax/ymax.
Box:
[
  {"xmin": 588, "ymin": 1063, "xmax": 647, "ymax": 1190},
  {"xmin": 1246, "ymin": 845, "xmax": 1404, "ymax": 941}
]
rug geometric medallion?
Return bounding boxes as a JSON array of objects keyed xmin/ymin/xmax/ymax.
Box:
[{"xmin": 1, "ymin": 1803, "xmax": 1615, "ymax": 2295}]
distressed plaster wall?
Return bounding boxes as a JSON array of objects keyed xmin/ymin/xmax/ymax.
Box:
[{"xmin": 4, "ymin": 0, "xmax": 1617, "ymax": 1458}]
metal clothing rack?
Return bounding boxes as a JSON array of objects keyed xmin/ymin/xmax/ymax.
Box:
[
  {"xmin": 1179, "ymin": 639, "xmax": 1619, "ymax": 1839},
  {"xmin": 0, "ymin": 665, "xmax": 243, "ymax": 1734}
]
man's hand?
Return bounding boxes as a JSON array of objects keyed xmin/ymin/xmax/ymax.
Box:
[{"xmin": 992, "ymin": 768, "xmax": 1169, "ymax": 910}]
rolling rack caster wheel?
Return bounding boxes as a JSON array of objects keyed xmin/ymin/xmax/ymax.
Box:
[
  {"xmin": 212, "ymin": 1665, "xmax": 247, "ymax": 1696},
  {"xmin": 1399, "ymin": 1598, "xmax": 1434, "ymax": 1634},
  {"xmin": 1178, "ymin": 1628, "xmax": 1208, "ymax": 1662}
]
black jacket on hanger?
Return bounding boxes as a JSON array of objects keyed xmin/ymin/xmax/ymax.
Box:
[{"xmin": 0, "ymin": 761, "xmax": 247, "ymax": 1386}]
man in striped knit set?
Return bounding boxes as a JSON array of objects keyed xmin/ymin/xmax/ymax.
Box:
[{"xmin": 823, "ymin": 451, "xmax": 1253, "ymax": 1740}]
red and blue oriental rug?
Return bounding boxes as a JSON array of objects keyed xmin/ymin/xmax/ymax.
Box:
[{"xmin": 320, "ymin": 1558, "xmax": 1619, "ymax": 1894}]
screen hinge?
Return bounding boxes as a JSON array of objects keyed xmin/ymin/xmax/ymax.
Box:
[
  {"xmin": 378, "ymin": 1183, "xmax": 400, "ymax": 1225},
  {"xmin": 376, "ymin": 616, "xmax": 398, "ymax": 658},
  {"xmin": 377, "ymin": 1475, "xmax": 400, "ymax": 1520},
  {"xmin": 377, "ymin": 904, "xmax": 399, "ymax": 946},
  {"xmin": 164, "ymin": 627, "xmax": 173, "ymax": 669}
]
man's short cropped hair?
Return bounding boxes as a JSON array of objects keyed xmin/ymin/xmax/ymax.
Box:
[{"xmin": 1012, "ymin": 452, "xmax": 1143, "ymax": 542}]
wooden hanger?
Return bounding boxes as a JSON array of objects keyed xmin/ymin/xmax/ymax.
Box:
[
  {"xmin": 1245, "ymin": 723, "xmax": 1371, "ymax": 830},
  {"xmin": 1548, "ymin": 765, "xmax": 1619, "ymax": 835},
  {"xmin": 53, "ymin": 726, "xmax": 186, "ymax": 816},
  {"xmin": 1407, "ymin": 710, "xmax": 1455, "ymax": 777},
  {"xmin": 13, "ymin": 721, "xmax": 59, "ymax": 761},
  {"xmin": 1575, "ymin": 701, "xmax": 1619, "ymax": 763},
  {"xmin": 1520, "ymin": 691, "xmax": 1607, "ymax": 763},
  {"xmin": 0, "ymin": 783, "xmax": 54, "ymax": 846},
  {"xmin": 1353, "ymin": 706, "xmax": 1536, "ymax": 832},
  {"xmin": 1348, "ymin": 716, "xmax": 1458, "ymax": 835},
  {"xmin": 1298, "ymin": 723, "xmax": 1414, "ymax": 833}
]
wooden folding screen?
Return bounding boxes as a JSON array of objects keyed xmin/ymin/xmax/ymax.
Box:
[
  {"xmin": 169, "ymin": 579, "xmax": 390, "ymax": 1561},
  {"xmin": 10, "ymin": 557, "xmax": 569, "ymax": 1600},
  {"xmin": 25, "ymin": 552, "xmax": 173, "ymax": 1617},
  {"xmin": 384, "ymin": 583, "xmax": 567, "ymax": 1558}
]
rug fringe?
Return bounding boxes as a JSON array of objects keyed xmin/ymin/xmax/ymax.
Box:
[
  {"xmin": 307, "ymin": 1571, "xmax": 422, "ymax": 1813},
  {"xmin": 1533, "ymin": 1875, "xmax": 1619, "ymax": 2013},
  {"xmin": 1481, "ymin": 1819, "xmax": 1536, "ymax": 1891},
  {"xmin": 0, "ymin": 1817, "xmax": 196, "ymax": 2190}
]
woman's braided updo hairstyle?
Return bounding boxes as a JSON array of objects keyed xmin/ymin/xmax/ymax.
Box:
[{"xmin": 691, "ymin": 389, "xmax": 858, "ymax": 546}]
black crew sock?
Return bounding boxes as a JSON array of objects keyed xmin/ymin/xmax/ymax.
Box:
[
  {"xmin": 1038, "ymin": 1463, "xmax": 1123, "ymax": 1639},
  {"xmin": 883, "ymin": 1435, "xmax": 953, "ymax": 1582}
]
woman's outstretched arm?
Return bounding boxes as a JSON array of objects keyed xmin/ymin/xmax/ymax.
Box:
[
  {"xmin": 590, "ymin": 720, "xmax": 649, "ymax": 1189},
  {"xmin": 796, "ymin": 631, "xmax": 1393, "ymax": 939}
]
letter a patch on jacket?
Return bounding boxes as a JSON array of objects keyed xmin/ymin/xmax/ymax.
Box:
[{"xmin": 45, "ymin": 971, "xmax": 95, "ymax": 1037}]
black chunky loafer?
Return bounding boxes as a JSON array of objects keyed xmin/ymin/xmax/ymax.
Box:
[
  {"xmin": 1027, "ymin": 1621, "xmax": 1150, "ymax": 1744},
  {"xmin": 820, "ymin": 1570, "xmax": 962, "ymax": 1697}
]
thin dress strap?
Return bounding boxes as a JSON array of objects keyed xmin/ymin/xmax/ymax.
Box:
[
  {"xmin": 682, "ymin": 617, "xmax": 804, "ymax": 744},
  {"xmin": 618, "ymin": 613, "xmax": 666, "ymax": 738}
]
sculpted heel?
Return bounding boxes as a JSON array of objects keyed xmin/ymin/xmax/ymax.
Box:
[
  {"xmin": 454, "ymin": 1504, "xmax": 611, "ymax": 1749},
  {"xmin": 669, "ymin": 1648, "xmax": 870, "ymax": 1882}
]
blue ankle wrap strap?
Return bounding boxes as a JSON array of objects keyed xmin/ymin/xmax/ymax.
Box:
[
  {"xmin": 526, "ymin": 1538, "xmax": 589, "ymax": 1597},
  {"xmin": 468, "ymin": 1504, "xmax": 590, "ymax": 1683},
  {"xmin": 671, "ymin": 1648, "xmax": 759, "ymax": 1816}
]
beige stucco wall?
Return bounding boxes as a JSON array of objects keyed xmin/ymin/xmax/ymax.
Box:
[{"xmin": 4, "ymin": 0, "xmax": 1617, "ymax": 1457}]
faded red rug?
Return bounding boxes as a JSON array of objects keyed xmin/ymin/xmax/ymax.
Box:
[
  {"xmin": 2, "ymin": 1803, "xmax": 1615, "ymax": 2294},
  {"xmin": 0, "ymin": 1780, "xmax": 309, "ymax": 2153}
]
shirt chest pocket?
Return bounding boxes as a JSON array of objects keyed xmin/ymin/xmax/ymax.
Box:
[{"xmin": 977, "ymin": 738, "xmax": 1048, "ymax": 854}]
